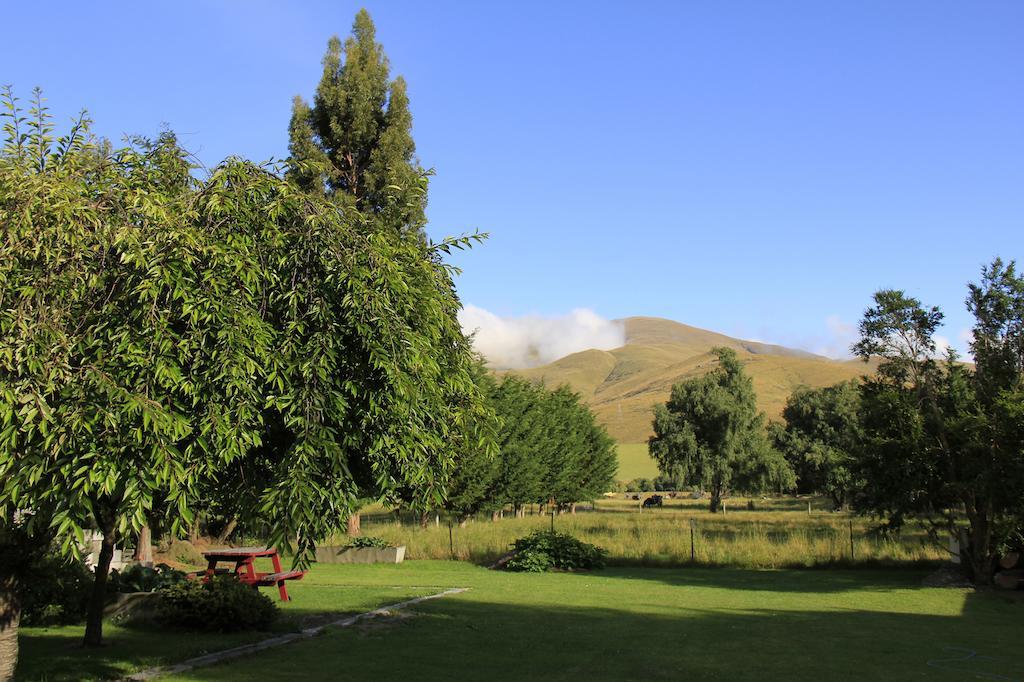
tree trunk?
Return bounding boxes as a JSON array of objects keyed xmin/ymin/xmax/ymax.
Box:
[
  {"xmin": 0, "ymin": 576, "xmax": 20, "ymax": 681},
  {"xmin": 966, "ymin": 512, "xmax": 995, "ymax": 585},
  {"xmin": 458, "ymin": 516, "xmax": 468, "ymax": 529},
  {"xmin": 419, "ymin": 512, "xmax": 429, "ymax": 529},
  {"xmin": 490, "ymin": 510, "xmax": 500, "ymax": 522},
  {"xmin": 346, "ymin": 513, "xmax": 361, "ymax": 537},
  {"xmin": 215, "ymin": 518, "xmax": 238, "ymax": 545},
  {"xmin": 188, "ymin": 517, "xmax": 201, "ymax": 545},
  {"xmin": 133, "ymin": 524, "xmax": 153, "ymax": 566},
  {"xmin": 570, "ymin": 503, "xmax": 576, "ymax": 515},
  {"xmin": 709, "ymin": 494, "xmax": 721, "ymax": 514},
  {"xmin": 83, "ymin": 525, "xmax": 117, "ymax": 647}
]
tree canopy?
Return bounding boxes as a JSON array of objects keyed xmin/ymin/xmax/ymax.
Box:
[
  {"xmin": 852, "ymin": 266, "xmax": 1024, "ymax": 583},
  {"xmin": 0, "ymin": 86, "xmax": 485, "ymax": 646},
  {"xmin": 649, "ymin": 347, "xmax": 792, "ymax": 512},
  {"xmin": 288, "ymin": 9, "xmax": 425, "ymax": 235},
  {"xmin": 774, "ymin": 381, "xmax": 862, "ymax": 509}
]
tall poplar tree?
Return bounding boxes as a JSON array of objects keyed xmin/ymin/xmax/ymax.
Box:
[{"xmin": 288, "ymin": 9, "xmax": 426, "ymax": 235}]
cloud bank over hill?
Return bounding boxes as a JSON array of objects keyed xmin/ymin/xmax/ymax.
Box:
[{"xmin": 459, "ymin": 305, "xmax": 625, "ymax": 368}]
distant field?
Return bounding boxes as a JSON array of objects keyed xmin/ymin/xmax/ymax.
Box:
[
  {"xmin": 614, "ymin": 442, "xmax": 659, "ymax": 480},
  {"xmin": 360, "ymin": 496, "xmax": 944, "ymax": 569}
]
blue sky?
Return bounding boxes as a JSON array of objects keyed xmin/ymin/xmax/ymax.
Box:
[{"xmin": 4, "ymin": 1, "xmax": 1021, "ymax": 358}]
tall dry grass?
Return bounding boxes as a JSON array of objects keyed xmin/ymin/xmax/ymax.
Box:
[{"xmin": 349, "ymin": 496, "xmax": 945, "ymax": 569}]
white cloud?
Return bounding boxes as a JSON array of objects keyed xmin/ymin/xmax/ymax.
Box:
[
  {"xmin": 458, "ymin": 305, "xmax": 625, "ymax": 368},
  {"xmin": 813, "ymin": 315, "xmax": 859, "ymax": 359},
  {"xmin": 932, "ymin": 335, "xmax": 953, "ymax": 359},
  {"xmin": 958, "ymin": 328, "xmax": 975, "ymax": 360}
]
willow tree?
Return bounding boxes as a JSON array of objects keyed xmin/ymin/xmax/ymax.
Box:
[
  {"xmin": 0, "ymin": 88, "xmax": 485, "ymax": 662},
  {"xmin": 649, "ymin": 347, "xmax": 792, "ymax": 512}
]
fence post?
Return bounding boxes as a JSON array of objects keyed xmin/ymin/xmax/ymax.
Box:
[
  {"xmin": 448, "ymin": 520, "xmax": 454, "ymax": 560},
  {"xmin": 689, "ymin": 519, "xmax": 697, "ymax": 562},
  {"xmin": 849, "ymin": 519, "xmax": 855, "ymax": 561}
]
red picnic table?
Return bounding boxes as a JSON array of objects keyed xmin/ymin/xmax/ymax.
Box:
[{"xmin": 199, "ymin": 547, "xmax": 305, "ymax": 601}]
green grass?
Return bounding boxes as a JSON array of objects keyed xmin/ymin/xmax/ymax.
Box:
[
  {"xmin": 358, "ymin": 496, "xmax": 945, "ymax": 568},
  {"xmin": 18, "ymin": 561, "xmax": 1022, "ymax": 681},
  {"xmin": 150, "ymin": 561, "xmax": 1023, "ymax": 682},
  {"xmin": 614, "ymin": 442, "xmax": 659, "ymax": 480},
  {"xmin": 15, "ymin": 571, "xmax": 433, "ymax": 681}
]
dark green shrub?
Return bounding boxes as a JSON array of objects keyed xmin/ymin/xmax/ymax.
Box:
[
  {"xmin": 19, "ymin": 555, "xmax": 92, "ymax": 626},
  {"xmin": 344, "ymin": 536, "xmax": 391, "ymax": 549},
  {"xmin": 109, "ymin": 563, "xmax": 188, "ymax": 593},
  {"xmin": 506, "ymin": 530, "xmax": 606, "ymax": 572},
  {"xmin": 166, "ymin": 539, "xmax": 205, "ymax": 566},
  {"xmin": 157, "ymin": 576, "xmax": 277, "ymax": 631}
]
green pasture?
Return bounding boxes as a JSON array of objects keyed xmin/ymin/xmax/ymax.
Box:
[
  {"xmin": 614, "ymin": 442, "xmax": 659, "ymax": 480},
  {"xmin": 358, "ymin": 496, "xmax": 946, "ymax": 568},
  {"xmin": 19, "ymin": 561, "xmax": 1021, "ymax": 681}
]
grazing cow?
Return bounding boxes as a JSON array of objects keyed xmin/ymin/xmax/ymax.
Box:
[{"xmin": 642, "ymin": 494, "xmax": 663, "ymax": 508}]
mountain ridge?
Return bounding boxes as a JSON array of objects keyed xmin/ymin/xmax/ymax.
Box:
[{"xmin": 501, "ymin": 316, "xmax": 868, "ymax": 443}]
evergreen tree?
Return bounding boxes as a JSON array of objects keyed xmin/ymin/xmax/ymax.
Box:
[
  {"xmin": 288, "ymin": 9, "xmax": 426, "ymax": 235},
  {"xmin": 486, "ymin": 377, "xmax": 548, "ymax": 516}
]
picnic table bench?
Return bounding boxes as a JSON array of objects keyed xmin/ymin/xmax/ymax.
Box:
[{"xmin": 197, "ymin": 547, "xmax": 304, "ymax": 601}]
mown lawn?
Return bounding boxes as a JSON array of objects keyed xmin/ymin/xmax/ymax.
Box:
[
  {"xmin": 15, "ymin": 574, "xmax": 435, "ymax": 681},
  {"xmin": 21, "ymin": 560, "xmax": 1016, "ymax": 681}
]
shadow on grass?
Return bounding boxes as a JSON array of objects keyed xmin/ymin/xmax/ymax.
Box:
[
  {"xmin": 597, "ymin": 565, "xmax": 935, "ymax": 594},
  {"xmin": 15, "ymin": 587, "xmax": 428, "ymax": 681},
  {"xmin": 170, "ymin": 586, "xmax": 1024, "ymax": 682}
]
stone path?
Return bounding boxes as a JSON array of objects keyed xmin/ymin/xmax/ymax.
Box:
[{"xmin": 126, "ymin": 588, "xmax": 469, "ymax": 680}]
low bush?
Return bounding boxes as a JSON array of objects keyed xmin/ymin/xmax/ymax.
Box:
[
  {"xmin": 109, "ymin": 563, "xmax": 188, "ymax": 593},
  {"xmin": 506, "ymin": 530, "xmax": 606, "ymax": 572},
  {"xmin": 157, "ymin": 576, "xmax": 277, "ymax": 631},
  {"xmin": 166, "ymin": 539, "xmax": 205, "ymax": 566},
  {"xmin": 19, "ymin": 555, "xmax": 92, "ymax": 626},
  {"xmin": 344, "ymin": 536, "xmax": 391, "ymax": 549}
]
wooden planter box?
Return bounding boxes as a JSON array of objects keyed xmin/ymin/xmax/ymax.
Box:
[{"xmin": 314, "ymin": 545, "xmax": 406, "ymax": 565}]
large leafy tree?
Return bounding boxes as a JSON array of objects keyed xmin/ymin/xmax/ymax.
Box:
[
  {"xmin": 0, "ymin": 89, "xmax": 485, "ymax": 657},
  {"xmin": 288, "ymin": 9, "xmax": 425, "ymax": 235},
  {"xmin": 852, "ymin": 267, "xmax": 1024, "ymax": 584},
  {"xmin": 649, "ymin": 347, "xmax": 792, "ymax": 512},
  {"xmin": 774, "ymin": 381, "xmax": 863, "ymax": 509}
]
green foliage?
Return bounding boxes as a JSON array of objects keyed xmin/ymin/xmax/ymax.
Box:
[
  {"xmin": 0, "ymin": 86, "xmax": 488, "ymax": 647},
  {"xmin": 774, "ymin": 381, "xmax": 863, "ymax": 508},
  {"xmin": 853, "ymin": 262, "xmax": 1024, "ymax": 583},
  {"xmin": 506, "ymin": 530, "xmax": 606, "ymax": 572},
  {"xmin": 18, "ymin": 554, "xmax": 91, "ymax": 626},
  {"xmin": 344, "ymin": 536, "xmax": 391, "ymax": 549},
  {"xmin": 649, "ymin": 348, "xmax": 793, "ymax": 512},
  {"xmin": 288, "ymin": 9, "xmax": 426, "ymax": 235},
  {"xmin": 624, "ymin": 478, "xmax": 655, "ymax": 493},
  {"xmin": 108, "ymin": 563, "xmax": 187, "ymax": 594},
  {"xmin": 483, "ymin": 377, "xmax": 616, "ymax": 512},
  {"xmin": 440, "ymin": 358, "xmax": 501, "ymax": 519},
  {"xmin": 157, "ymin": 576, "xmax": 277, "ymax": 632}
]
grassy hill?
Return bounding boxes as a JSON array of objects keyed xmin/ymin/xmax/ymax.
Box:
[{"xmin": 504, "ymin": 316, "xmax": 870, "ymax": 446}]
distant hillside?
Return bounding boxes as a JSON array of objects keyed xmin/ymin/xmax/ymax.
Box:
[{"xmin": 503, "ymin": 317, "xmax": 870, "ymax": 443}]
